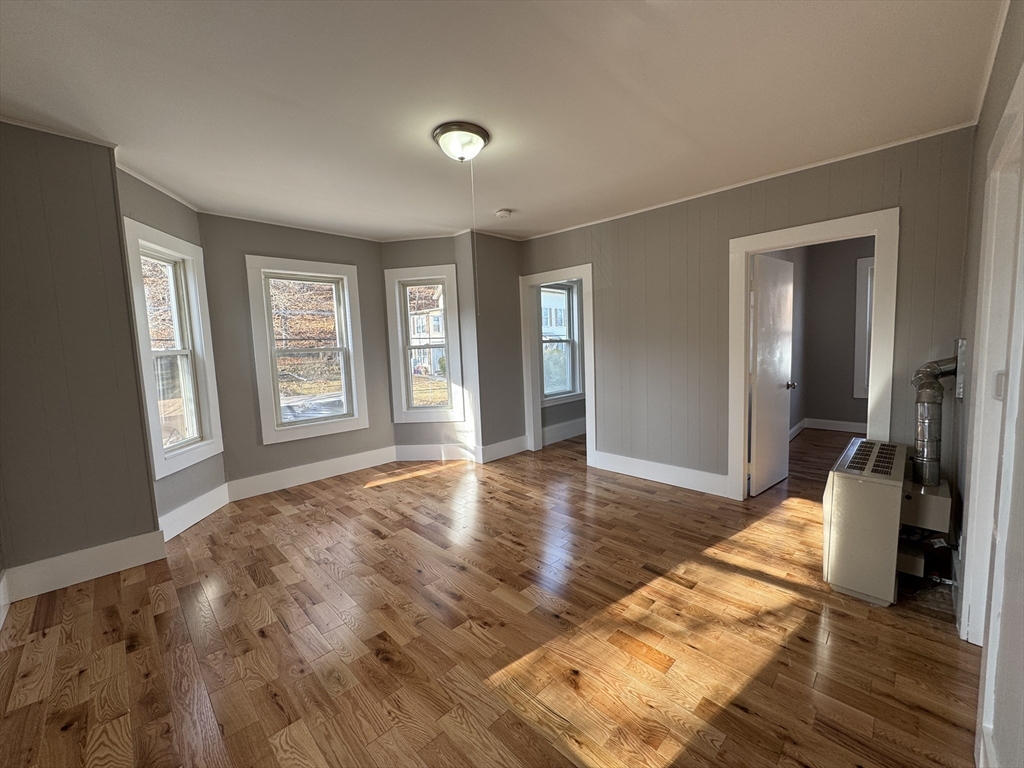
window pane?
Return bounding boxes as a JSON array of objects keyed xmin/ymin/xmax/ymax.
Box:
[
  {"xmin": 543, "ymin": 341, "xmax": 572, "ymax": 396},
  {"xmin": 276, "ymin": 350, "xmax": 348, "ymax": 423},
  {"xmin": 142, "ymin": 257, "xmax": 181, "ymax": 351},
  {"xmin": 269, "ymin": 278, "xmax": 339, "ymax": 349},
  {"xmin": 406, "ymin": 283, "xmax": 445, "ymax": 346},
  {"xmin": 408, "ymin": 348, "xmax": 450, "ymax": 408},
  {"xmin": 154, "ymin": 353, "xmax": 199, "ymax": 448},
  {"xmin": 541, "ymin": 287, "xmax": 569, "ymax": 340}
]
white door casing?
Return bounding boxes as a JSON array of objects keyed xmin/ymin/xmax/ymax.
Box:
[
  {"xmin": 750, "ymin": 254, "xmax": 794, "ymax": 496},
  {"xmin": 728, "ymin": 208, "xmax": 899, "ymax": 500}
]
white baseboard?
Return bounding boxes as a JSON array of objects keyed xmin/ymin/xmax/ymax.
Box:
[
  {"xmin": 1, "ymin": 531, "xmax": 167, "ymax": 606},
  {"xmin": 227, "ymin": 445, "xmax": 397, "ymax": 501},
  {"xmin": 543, "ymin": 417, "xmax": 587, "ymax": 446},
  {"xmin": 804, "ymin": 418, "xmax": 867, "ymax": 434},
  {"xmin": 395, "ymin": 443, "xmax": 475, "ymax": 462},
  {"xmin": 477, "ymin": 435, "xmax": 528, "ymax": 464},
  {"xmin": 159, "ymin": 484, "xmax": 231, "ymax": 540},
  {"xmin": 589, "ymin": 450, "xmax": 736, "ymax": 498},
  {"xmin": 790, "ymin": 419, "xmax": 807, "ymax": 441},
  {"xmin": 0, "ymin": 570, "xmax": 10, "ymax": 634}
]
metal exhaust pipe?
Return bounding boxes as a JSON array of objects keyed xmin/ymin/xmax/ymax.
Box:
[{"xmin": 911, "ymin": 356, "xmax": 958, "ymax": 486}]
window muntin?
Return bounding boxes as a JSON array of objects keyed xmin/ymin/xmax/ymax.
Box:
[
  {"xmin": 264, "ymin": 275, "xmax": 353, "ymax": 426},
  {"xmin": 402, "ymin": 281, "xmax": 451, "ymax": 409},
  {"xmin": 141, "ymin": 253, "xmax": 201, "ymax": 450},
  {"xmin": 541, "ymin": 283, "xmax": 580, "ymax": 399}
]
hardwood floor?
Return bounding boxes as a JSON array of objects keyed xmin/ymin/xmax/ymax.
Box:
[{"xmin": 0, "ymin": 429, "xmax": 981, "ymax": 768}]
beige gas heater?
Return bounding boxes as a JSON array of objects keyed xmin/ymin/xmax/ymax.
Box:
[{"xmin": 822, "ymin": 438, "xmax": 908, "ymax": 606}]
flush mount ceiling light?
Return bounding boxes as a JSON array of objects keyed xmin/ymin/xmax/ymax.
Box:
[{"xmin": 433, "ymin": 122, "xmax": 490, "ymax": 162}]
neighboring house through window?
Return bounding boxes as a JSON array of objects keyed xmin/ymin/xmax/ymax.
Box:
[
  {"xmin": 384, "ymin": 264, "xmax": 464, "ymax": 423},
  {"xmin": 541, "ymin": 281, "xmax": 583, "ymax": 400},
  {"xmin": 246, "ymin": 255, "xmax": 369, "ymax": 443},
  {"xmin": 124, "ymin": 218, "xmax": 223, "ymax": 478}
]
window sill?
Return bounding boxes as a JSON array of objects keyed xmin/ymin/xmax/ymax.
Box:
[
  {"xmin": 154, "ymin": 436, "xmax": 224, "ymax": 480},
  {"xmin": 542, "ymin": 392, "xmax": 585, "ymax": 407},
  {"xmin": 393, "ymin": 405, "xmax": 465, "ymax": 424},
  {"xmin": 261, "ymin": 413, "xmax": 369, "ymax": 445}
]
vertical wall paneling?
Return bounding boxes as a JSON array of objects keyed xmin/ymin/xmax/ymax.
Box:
[
  {"xmin": 520, "ymin": 127, "xmax": 975, "ymax": 478},
  {"xmin": 0, "ymin": 123, "xmax": 158, "ymax": 567}
]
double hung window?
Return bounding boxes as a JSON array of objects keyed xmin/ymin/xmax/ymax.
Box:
[
  {"xmin": 247, "ymin": 256, "xmax": 368, "ymax": 443},
  {"xmin": 124, "ymin": 218, "xmax": 223, "ymax": 478},
  {"xmin": 384, "ymin": 265, "xmax": 463, "ymax": 423},
  {"xmin": 541, "ymin": 282, "xmax": 583, "ymax": 401}
]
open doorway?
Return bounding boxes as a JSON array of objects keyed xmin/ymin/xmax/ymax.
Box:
[
  {"xmin": 520, "ymin": 264, "xmax": 596, "ymax": 456},
  {"xmin": 749, "ymin": 237, "xmax": 875, "ymax": 495},
  {"xmin": 728, "ymin": 208, "xmax": 900, "ymax": 500}
]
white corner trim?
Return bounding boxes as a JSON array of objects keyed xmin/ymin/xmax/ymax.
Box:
[
  {"xmin": 0, "ymin": 570, "xmax": 10, "ymax": 633},
  {"xmin": 803, "ymin": 419, "xmax": 868, "ymax": 434},
  {"xmin": 158, "ymin": 484, "xmax": 231, "ymax": 541},
  {"xmin": 2, "ymin": 532, "xmax": 167, "ymax": 606},
  {"xmin": 226, "ymin": 446, "xmax": 397, "ymax": 501},
  {"xmin": 789, "ymin": 419, "xmax": 807, "ymax": 441},
  {"xmin": 477, "ymin": 436, "xmax": 528, "ymax": 464},
  {"xmin": 590, "ymin": 450, "xmax": 738, "ymax": 500},
  {"xmin": 543, "ymin": 417, "xmax": 587, "ymax": 446},
  {"xmin": 394, "ymin": 443, "xmax": 475, "ymax": 462}
]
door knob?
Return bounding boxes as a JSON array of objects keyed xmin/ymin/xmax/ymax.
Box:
[{"xmin": 786, "ymin": 381, "xmax": 797, "ymax": 390}]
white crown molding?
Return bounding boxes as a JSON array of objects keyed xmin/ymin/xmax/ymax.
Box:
[
  {"xmin": 526, "ymin": 123, "xmax": 975, "ymax": 242},
  {"xmin": 0, "ymin": 115, "xmax": 118, "ymax": 148},
  {"xmin": 973, "ymin": 0, "xmax": 1013, "ymax": 124},
  {"xmin": 116, "ymin": 162, "xmax": 199, "ymax": 211}
]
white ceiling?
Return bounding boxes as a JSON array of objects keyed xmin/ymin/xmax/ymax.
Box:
[{"xmin": 0, "ymin": 1, "xmax": 1007, "ymax": 241}]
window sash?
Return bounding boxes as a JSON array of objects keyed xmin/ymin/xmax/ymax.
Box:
[
  {"xmin": 263, "ymin": 273, "xmax": 355, "ymax": 427},
  {"xmin": 142, "ymin": 251, "xmax": 204, "ymax": 451},
  {"xmin": 540, "ymin": 283, "xmax": 581, "ymax": 400},
  {"xmin": 400, "ymin": 280, "xmax": 451, "ymax": 410}
]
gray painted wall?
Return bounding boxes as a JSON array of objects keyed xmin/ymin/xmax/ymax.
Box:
[
  {"xmin": 521, "ymin": 127, "xmax": 973, "ymax": 477},
  {"xmin": 0, "ymin": 123, "xmax": 157, "ymax": 567},
  {"xmin": 474, "ymin": 234, "xmax": 526, "ymax": 446},
  {"xmin": 197, "ymin": 214, "xmax": 393, "ymax": 481},
  {"xmin": 117, "ymin": 170, "xmax": 202, "ymax": 246},
  {"xmin": 956, "ymin": 3, "xmax": 1023, "ymax": 763},
  {"xmin": 804, "ymin": 237, "xmax": 873, "ymax": 425},
  {"xmin": 542, "ymin": 399, "xmax": 586, "ymax": 428},
  {"xmin": 116, "ymin": 169, "xmax": 228, "ymax": 515}
]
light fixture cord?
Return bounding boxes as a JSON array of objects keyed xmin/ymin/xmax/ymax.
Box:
[{"xmin": 470, "ymin": 159, "xmax": 480, "ymax": 317}]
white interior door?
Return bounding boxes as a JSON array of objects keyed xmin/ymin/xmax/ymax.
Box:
[{"xmin": 750, "ymin": 253, "xmax": 794, "ymax": 496}]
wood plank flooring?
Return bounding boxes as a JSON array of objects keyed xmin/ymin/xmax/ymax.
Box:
[{"xmin": 0, "ymin": 430, "xmax": 982, "ymax": 768}]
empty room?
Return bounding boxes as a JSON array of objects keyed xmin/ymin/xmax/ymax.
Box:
[{"xmin": 1, "ymin": 2, "xmax": 1022, "ymax": 767}]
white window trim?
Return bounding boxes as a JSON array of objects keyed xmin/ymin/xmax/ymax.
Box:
[
  {"xmin": 384, "ymin": 264, "xmax": 464, "ymax": 423},
  {"xmin": 853, "ymin": 256, "xmax": 875, "ymax": 399},
  {"xmin": 540, "ymin": 281, "xmax": 584, "ymax": 404},
  {"xmin": 246, "ymin": 255, "xmax": 369, "ymax": 444},
  {"xmin": 124, "ymin": 218, "xmax": 223, "ymax": 479}
]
